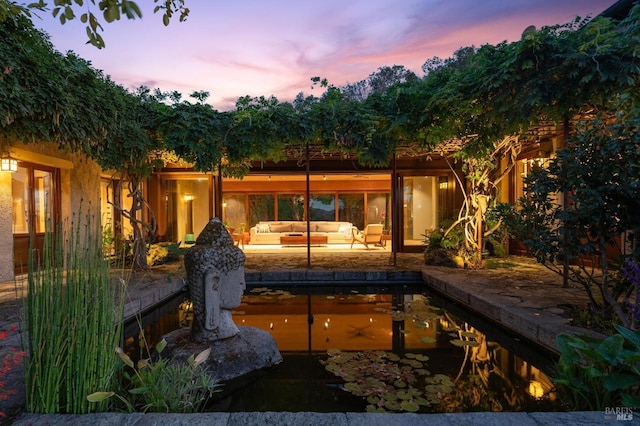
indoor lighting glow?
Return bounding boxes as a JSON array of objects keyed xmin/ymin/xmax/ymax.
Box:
[
  {"xmin": 528, "ymin": 380, "xmax": 545, "ymax": 399},
  {"xmin": 1, "ymin": 152, "xmax": 17, "ymax": 172}
]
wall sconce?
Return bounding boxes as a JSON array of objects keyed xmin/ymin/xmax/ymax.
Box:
[
  {"xmin": 438, "ymin": 176, "xmax": 448, "ymax": 190},
  {"xmin": 1, "ymin": 151, "xmax": 17, "ymax": 172},
  {"xmin": 183, "ymin": 194, "xmax": 195, "ymax": 202}
]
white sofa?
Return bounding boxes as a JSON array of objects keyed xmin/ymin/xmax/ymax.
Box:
[{"xmin": 249, "ymin": 221, "xmax": 353, "ymax": 245}]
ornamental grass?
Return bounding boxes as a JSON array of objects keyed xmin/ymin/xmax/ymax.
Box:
[{"xmin": 23, "ymin": 210, "xmax": 125, "ymax": 414}]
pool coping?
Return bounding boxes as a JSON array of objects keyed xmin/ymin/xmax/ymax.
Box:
[{"xmin": 13, "ymin": 410, "xmax": 621, "ymax": 425}]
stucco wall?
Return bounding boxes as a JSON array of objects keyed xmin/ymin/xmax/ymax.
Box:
[
  {"xmin": 0, "ymin": 142, "xmax": 103, "ymax": 282},
  {"xmin": 0, "ymin": 172, "xmax": 13, "ymax": 282},
  {"xmin": 61, "ymin": 152, "xmax": 102, "ymax": 232}
]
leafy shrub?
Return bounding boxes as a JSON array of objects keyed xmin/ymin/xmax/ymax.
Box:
[
  {"xmin": 553, "ymin": 326, "xmax": 640, "ymax": 410},
  {"xmin": 423, "ymin": 219, "xmax": 468, "ymax": 267},
  {"xmin": 88, "ymin": 339, "xmax": 220, "ymax": 413},
  {"xmin": 146, "ymin": 244, "xmax": 170, "ymax": 266}
]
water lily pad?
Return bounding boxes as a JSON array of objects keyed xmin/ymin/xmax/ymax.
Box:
[
  {"xmin": 390, "ymin": 311, "xmax": 407, "ymax": 321},
  {"xmin": 383, "ymin": 392, "xmax": 398, "ymax": 401},
  {"xmin": 450, "ymin": 339, "xmax": 480, "ymax": 347},
  {"xmin": 460, "ymin": 330, "xmax": 478, "ymax": 338},
  {"xmin": 401, "ymin": 359, "xmax": 423, "ymax": 368},
  {"xmin": 400, "ymin": 400, "xmax": 420, "ymax": 412},
  {"xmin": 344, "ymin": 382, "xmax": 361, "ymax": 393},
  {"xmin": 366, "ymin": 405, "xmax": 386, "ymax": 413},
  {"xmin": 384, "ymin": 400, "xmax": 401, "ymax": 410},
  {"xmin": 420, "ymin": 336, "xmax": 437, "ymax": 343},
  {"xmin": 414, "ymin": 396, "xmax": 429, "ymax": 406},
  {"xmin": 325, "ymin": 363, "xmax": 340, "ymax": 373},
  {"xmin": 397, "ymin": 389, "xmax": 420, "ymax": 400}
]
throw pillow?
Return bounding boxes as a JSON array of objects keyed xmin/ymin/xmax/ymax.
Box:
[
  {"xmin": 317, "ymin": 223, "xmax": 339, "ymax": 232},
  {"xmin": 338, "ymin": 224, "xmax": 351, "ymax": 237},
  {"xmin": 292, "ymin": 223, "xmax": 308, "ymax": 232},
  {"xmin": 256, "ymin": 224, "xmax": 270, "ymax": 233},
  {"xmin": 270, "ymin": 223, "xmax": 292, "ymax": 233}
]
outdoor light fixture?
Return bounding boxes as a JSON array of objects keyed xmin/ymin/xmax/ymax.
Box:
[
  {"xmin": 1, "ymin": 151, "xmax": 17, "ymax": 172},
  {"xmin": 438, "ymin": 176, "xmax": 448, "ymax": 190}
]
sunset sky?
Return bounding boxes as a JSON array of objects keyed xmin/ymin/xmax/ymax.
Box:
[{"xmin": 33, "ymin": 0, "xmax": 614, "ymax": 111}]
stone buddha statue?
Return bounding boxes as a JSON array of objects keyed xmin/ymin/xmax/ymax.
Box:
[
  {"xmin": 183, "ymin": 217, "xmax": 246, "ymax": 342},
  {"xmin": 166, "ymin": 217, "xmax": 282, "ymax": 383}
]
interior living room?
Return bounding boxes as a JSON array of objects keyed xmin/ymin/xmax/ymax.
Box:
[{"xmin": 147, "ymin": 169, "xmax": 458, "ymax": 254}]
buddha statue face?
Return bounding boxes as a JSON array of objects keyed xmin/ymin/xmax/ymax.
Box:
[
  {"xmin": 202, "ymin": 266, "xmax": 245, "ymax": 334},
  {"xmin": 219, "ymin": 266, "xmax": 246, "ymax": 309}
]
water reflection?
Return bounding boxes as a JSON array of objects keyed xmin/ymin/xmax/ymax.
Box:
[{"xmin": 131, "ymin": 287, "xmax": 558, "ymax": 413}]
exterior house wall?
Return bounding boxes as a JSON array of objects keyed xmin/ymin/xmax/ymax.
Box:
[
  {"xmin": 0, "ymin": 172, "xmax": 12, "ymax": 282},
  {"xmin": 0, "ymin": 142, "xmax": 102, "ymax": 282}
]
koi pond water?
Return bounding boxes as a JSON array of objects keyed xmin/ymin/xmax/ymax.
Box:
[{"xmin": 125, "ymin": 284, "xmax": 561, "ymax": 413}]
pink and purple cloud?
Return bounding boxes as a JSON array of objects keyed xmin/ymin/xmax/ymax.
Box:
[{"xmin": 33, "ymin": 0, "xmax": 614, "ymax": 111}]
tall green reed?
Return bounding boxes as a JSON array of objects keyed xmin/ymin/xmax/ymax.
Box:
[{"xmin": 24, "ymin": 209, "xmax": 125, "ymax": 414}]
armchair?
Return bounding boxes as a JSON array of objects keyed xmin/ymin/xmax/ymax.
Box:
[
  {"xmin": 226, "ymin": 226, "xmax": 243, "ymax": 248},
  {"xmin": 350, "ymin": 224, "xmax": 384, "ymax": 249}
]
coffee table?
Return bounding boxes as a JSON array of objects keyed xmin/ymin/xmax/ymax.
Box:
[{"xmin": 280, "ymin": 234, "xmax": 328, "ymax": 246}]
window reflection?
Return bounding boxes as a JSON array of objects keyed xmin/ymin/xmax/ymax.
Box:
[
  {"xmin": 166, "ymin": 179, "xmax": 210, "ymax": 244},
  {"xmin": 12, "ymin": 167, "xmax": 29, "ymax": 234}
]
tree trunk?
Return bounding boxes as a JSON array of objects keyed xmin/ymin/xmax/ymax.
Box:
[{"xmin": 129, "ymin": 177, "xmax": 148, "ymax": 270}]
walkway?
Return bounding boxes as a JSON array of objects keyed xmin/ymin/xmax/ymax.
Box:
[{"xmin": 0, "ymin": 252, "xmax": 615, "ymax": 425}]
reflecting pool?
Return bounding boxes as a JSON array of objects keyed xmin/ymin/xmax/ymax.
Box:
[{"xmin": 125, "ymin": 284, "xmax": 561, "ymax": 413}]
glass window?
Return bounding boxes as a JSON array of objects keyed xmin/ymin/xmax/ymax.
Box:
[
  {"xmin": 33, "ymin": 170, "xmax": 51, "ymax": 233},
  {"xmin": 403, "ymin": 176, "xmax": 437, "ymax": 246},
  {"xmin": 367, "ymin": 193, "xmax": 390, "ymax": 230},
  {"xmin": 120, "ymin": 183, "xmax": 135, "ymax": 240},
  {"xmin": 12, "ymin": 166, "xmax": 54, "ymax": 234},
  {"xmin": 277, "ymin": 194, "xmax": 304, "ymax": 221},
  {"xmin": 100, "ymin": 179, "xmax": 115, "ymax": 255},
  {"xmin": 12, "ymin": 167, "xmax": 29, "ymax": 234},
  {"xmin": 248, "ymin": 194, "xmax": 275, "ymax": 227},
  {"xmin": 338, "ymin": 193, "xmax": 364, "ymax": 229},
  {"xmin": 223, "ymin": 194, "xmax": 246, "ymax": 230},
  {"xmin": 166, "ymin": 179, "xmax": 211, "ymax": 243},
  {"xmin": 309, "ymin": 194, "xmax": 335, "ymax": 221}
]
